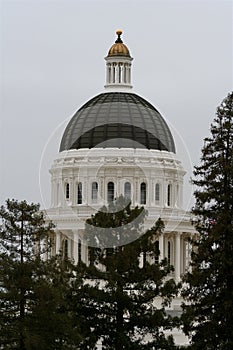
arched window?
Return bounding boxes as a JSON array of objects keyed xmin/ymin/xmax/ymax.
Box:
[
  {"xmin": 107, "ymin": 182, "xmax": 114, "ymax": 202},
  {"xmin": 168, "ymin": 241, "xmax": 171, "ymax": 266},
  {"xmin": 124, "ymin": 182, "xmax": 131, "ymax": 199},
  {"xmin": 65, "ymin": 183, "xmax": 70, "ymax": 200},
  {"xmin": 140, "ymin": 182, "xmax": 146, "ymax": 204},
  {"xmin": 77, "ymin": 183, "xmax": 82, "ymax": 204},
  {"xmin": 167, "ymin": 184, "xmax": 171, "ymax": 206},
  {"xmin": 155, "ymin": 183, "xmax": 160, "ymax": 202},
  {"xmin": 92, "ymin": 182, "xmax": 98, "ymax": 203}
]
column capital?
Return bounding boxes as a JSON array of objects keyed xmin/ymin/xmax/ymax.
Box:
[{"xmin": 175, "ymin": 231, "xmax": 181, "ymax": 237}]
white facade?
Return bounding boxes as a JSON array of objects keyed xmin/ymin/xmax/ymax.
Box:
[{"xmin": 47, "ymin": 147, "xmax": 194, "ymax": 280}]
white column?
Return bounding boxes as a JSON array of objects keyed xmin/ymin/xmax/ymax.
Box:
[
  {"xmin": 106, "ymin": 64, "xmax": 109, "ymax": 84},
  {"xmin": 61, "ymin": 180, "xmax": 66, "ymax": 206},
  {"xmin": 127, "ymin": 64, "xmax": 130, "ymax": 84},
  {"xmin": 51, "ymin": 179, "xmax": 54, "ymax": 207},
  {"xmin": 159, "ymin": 234, "xmax": 164, "ymax": 262},
  {"xmin": 72, "ymin": 180, "xmax": 74, "ymax": 205},
  {"xmin": 175, "ymin": 232, "xmax": 181, "ymax": 281},
  {"xmin": 180, "ymin": 180, "xmax": 183, "ymax": 208},
  {"xmin": 55, "ymin": 182, "xmax": 58, "ymax": 207},
  {"xmin": 128, "ymin": 64, "xmax": 131, "ymax": 84},
  {"xmin": 180, "ymin": 235, "xmax": 184, "ymax": 274},
  {"xmin": 72, "ymin": 230, "xmax": 79, "ymax": 265},
  {"xmin": 111, "ymin": 64, "xmax": 114, "ymax": 83},
  {"xmin": 176, "ymin": 182, "xmax": 179, "ymax": 208},
  {"xmin": 58, "ymin": 180, "xmax": 62, "ymax": 206},
  {"xmin": 55, "ymin": 230, "xmax": 61, "ymax": 255},
  {"xmin": 123, "ymin": 64, "xmax": 126, "ymax": 83},
  {"xmin": 115, "ymin": 64, "xmax": 119, "ymax": 83},
  {"xmin": 68, "ymin": 235, "xmax": 72, "ymax": 259},
  {"xmin": 81, "ymin": 242, "xmax": 88, "ymax": 264},
  {"xmin": 125, "ymin": 65, "xmax": 128, "ymax": 84}
]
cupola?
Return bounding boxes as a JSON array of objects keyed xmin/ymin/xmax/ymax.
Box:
[{"xmin": 104, "ymin": 30, "xmax": 133, "ymax": 91}]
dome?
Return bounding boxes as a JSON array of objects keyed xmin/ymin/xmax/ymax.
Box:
[
  {"xmin": 107, "ymin": 29, "xmax": 131, "ymax": 58},
  {"xmin": 108, "ymin": 43, "xmax": 130, "ymax": 57},
  {"xmin": 60, "ymin": 92, "xmax": 176, "ymax": 153}
]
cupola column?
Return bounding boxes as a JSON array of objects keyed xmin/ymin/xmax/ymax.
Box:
[
  {"xmin": 111, "ymin": 64, "xmax": 115, "ymax": 83},
  {"xmin": 106, "ymin": 63, "xmax": 110, "ymax": 84},
  {"xmin": 115, "ymin": 63, "xmax": 119, "ymax": 83}
]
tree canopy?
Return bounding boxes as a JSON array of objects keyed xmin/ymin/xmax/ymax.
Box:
[
  {"xmin": 181, "ymin": 92, "xmax": 233, "ymax": 349},
  {"xmin": 71, "ymin": 196, "xmax": 178, "ymax": 349},
  {"xmin": 0, "ymin": 199, "xmax": 82, "ymax": 349}
]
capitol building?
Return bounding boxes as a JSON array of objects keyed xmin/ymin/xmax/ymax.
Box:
[{"xmin": 46, "ymin": 30, "xmax": 196, "ymax": 345}]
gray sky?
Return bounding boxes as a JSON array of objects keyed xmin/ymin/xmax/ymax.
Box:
[{"xmin": 1, "ymin": 0, "xmax": 232, "ymax": 210}]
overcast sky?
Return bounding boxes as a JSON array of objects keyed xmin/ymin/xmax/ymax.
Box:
[{"xmin": 1, "ymin": 0, "xmax": 232, "ymax": 210}]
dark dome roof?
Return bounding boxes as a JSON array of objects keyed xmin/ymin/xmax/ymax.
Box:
[{"xmin": 60, "ymin": 92, "xmax": 175, "ymax": 153}]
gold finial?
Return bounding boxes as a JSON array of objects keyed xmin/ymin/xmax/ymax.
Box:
[
  {"xmin": 116, "ymin": 29, "xmax": 122, "ymax": 36},
  {"xmin": 115, "ymin": 29, "xmax": 123, "ymax": 43}
]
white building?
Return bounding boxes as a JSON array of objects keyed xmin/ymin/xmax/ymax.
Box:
[{"xmin": 46, "ymin": 30, "xmax": 195, "ymax": 345}]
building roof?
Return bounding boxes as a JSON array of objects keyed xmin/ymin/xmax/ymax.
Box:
[{"xmin": 59, "ymin": 92, "xmax": 176, "ymax": 153}]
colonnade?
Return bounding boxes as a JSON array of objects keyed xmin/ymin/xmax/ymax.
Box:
[
  {"xmin": 54, "ymin": 229, "xmax": 191, "ymax": 281},
  {"xmin": 106, "ymin": 62, "xmax": 131, "ymax": 85}
]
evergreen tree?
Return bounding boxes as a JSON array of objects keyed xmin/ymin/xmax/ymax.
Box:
[
  {"xmin": 0, "ymin": 199, "xmax": 82, "ymax": 349},
  {"xmin": 181, "ymin": 92, "xmax": 233, "ymax": 349},
  {"xmin": 72, "ymin": 196, "xmax": 178, "ymax": 349}
]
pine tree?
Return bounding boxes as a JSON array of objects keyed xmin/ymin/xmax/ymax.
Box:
[
  {"xmin": 181, "ymin": 92, "xmax": 233, "ymax": 349},
  {"xmin": 0, "ymin": 199, "xmax": 82, "ymax": 349},
  {"xmin": 72, "ymin": 196, "xmax": 178, "ymax": 349},
  {"xmin": 25, "ymin": 255, "xmax": 83, "ymax": 350}
]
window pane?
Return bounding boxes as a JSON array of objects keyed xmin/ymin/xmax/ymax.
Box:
[
  {"xmin": 124, "ymin": 182, "xmax": 131, "ymax": 199},
  {"xmin": 92, "ymin": 182, "xmax": 98, "ymax": 203},
  {"xmin": 77, "ymin": 183, "xmax": 82, "ymax": 204},
  {"xmin": 66, "ymin": 183, "xmax": 70, "ymax": 200},
  {"xmin": 167, "ymin": 184, "xmax": 171, "ymax": 206},
  {"xmin": 168, "ymin": 241, "xmax": 171, "ymax": 266},
  {"xmin": 155, "ymin": 183, "xmax": 160, "ymax": 201},
  {"xmin": 108, "ymin": 182, "xmax": 114, "ymax": 202},
  {"xmin": 140, "ymin": 182, "xmax": 146, "ymax": 204}
]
